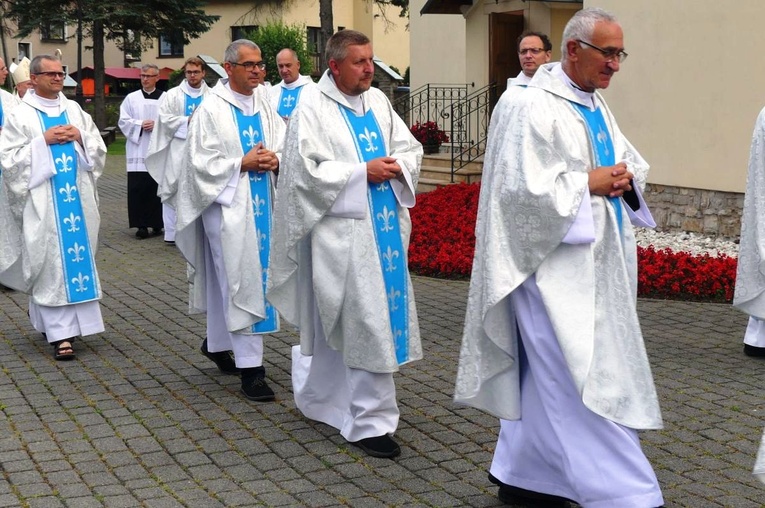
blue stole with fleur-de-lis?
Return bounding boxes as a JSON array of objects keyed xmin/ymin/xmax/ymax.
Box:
[
  {"xmin": 338, "ymin": 103, "xmax": 409, "ymax": 365},
  {"xmin": 277, "ymin": 86, "xmax": 303, "ymax": 117},
  {"xmin": 0, "ymin": 100, "xmax": 4, "ymax": 127},
  {"xmin": 231, "ymin": 105, "xmax": 278, "ymax": 334},
  {"xmin": 38, "ymin": 111, "xmax": 98, "ymax": 303},
  {"xmin": 184, "ymin": 93, "xmax": 202, "ymax": 116},
  {"xmin": 571, "ymin": 102, "xmax": 623, "ymax": 234}
]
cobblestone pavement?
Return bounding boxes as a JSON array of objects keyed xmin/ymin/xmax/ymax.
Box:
[{"xmin": 1, "ymin": 156, "xmax": 764, "ymax": 507}]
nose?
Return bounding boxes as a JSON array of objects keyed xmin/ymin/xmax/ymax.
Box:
[{"xmin": 606, "ymin": 59, "xmax": 620, "ymax": 72}]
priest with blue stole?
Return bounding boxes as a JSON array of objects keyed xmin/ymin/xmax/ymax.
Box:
[
  {"xmin": 0, "ymin": 54, "xmax": 106, "ymax": 361},
  {"xmin": 455, "ymin": 8, "xmax": 665, "ymax": 508},
  {"xmin": 146, "ymin": 57, "xmax": 210, "ymax": 245},
  {"xmin": 268, "ymin": 30, "xmax": 423, "ymax": 459},
  {"xmin": 0, "ymin": 57, "xmax": 20, "ymax": 134},
  {"xmin": 174, "ymin": 40, "xmax": 285, "ymax": 402},
  {"xmin": 268, "ymin": 48, "xmax": 315, "ymax": 122}
]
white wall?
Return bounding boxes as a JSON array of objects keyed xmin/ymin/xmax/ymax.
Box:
[{"xmin": 409, "ymin": 0, "xmax": 467, "ymax": 89}]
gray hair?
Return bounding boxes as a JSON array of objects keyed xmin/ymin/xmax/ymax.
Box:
[
  {"xmin": 225, "ymin": 39, "xmax": 260, "ymax": 63},
  {"xmin": 140, "ymin": 63, "xmax": 159, "ymax": 74},
  {"xmin": 30, "ymin": 54, "xmax": 61, "ymax": 74},
  {"xmin": 325, "ymin": 30, "xmax": 370, "ymax": 64},
  {"xmin": 561, "ymin": 7, "xmax": 619, "ymax": 61}
]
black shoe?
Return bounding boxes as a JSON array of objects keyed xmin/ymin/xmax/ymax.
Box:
[
  {"xmin": 152, "ymin": 227, "xmax": 163, "ymax": 236},
  {"xmin": 135, "ymin": 227, "xmax": 149, "ymax": 239},
  {"xmin": 164, "ymin": 240, "xmax": 175, "ymax": 246},
  {"xmin": 489, "ymin": 473, "xmax": 570, "ymax": 507},
  {"xmin": 200, "ymin": 338, "xmax": 239, "ymax": 374},
  {"xmin": 351, "ymin": 435, "xmax": 401, "ymax": 458},
  {"xmin": 240, "ymin": 368, "xmax": 275, "ymax": 402},
  {"xmin": 744, "ymin": 344, "xmax": 765, "ymax": 357}
]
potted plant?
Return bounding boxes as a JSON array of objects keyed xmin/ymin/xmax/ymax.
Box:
[{"xmin": 410, "ymin": 121, "xmax": 449, "ymax": 154}]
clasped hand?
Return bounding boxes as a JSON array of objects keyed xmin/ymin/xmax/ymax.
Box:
[
  {"xmin": 588, "ymin": 162, "xmax": 633, "ymax": 198},
  {"xmin": 241, "ymin": 142, "xmax": 279, "ymax": 173},
  {"xmin": 43, "ymin": 125, "xmax": 82, "ymax": 145},
  {"xmin": 367, "ymin": 157, "xmax": 402, "ymax": 184}
]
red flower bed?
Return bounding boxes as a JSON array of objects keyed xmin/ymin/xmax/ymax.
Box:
[{"xmin": 408, "ymin": 182, "xmax": 738, "ymax": 302}]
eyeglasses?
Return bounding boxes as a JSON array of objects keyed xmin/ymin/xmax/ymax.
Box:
[
  {"xmin": 229, "ymin": 61, "xmax": 266, "ymax": 72},
  {"xmin": 518, "ymin": 48, "xmax": 547, "ymax": 56},
  {"xmin": 185, "ymin": 70, "xmax": 202, "ymax": 75},
  {"xmin": 577, "ymin": 40, "xmax": 628, "ymax": 63},
  {"xmin": 34, "ymin": 71, "xmax": 66, "ymax": 79},
  {"xmin": 140, "ymin": 73, "xmax": 159, "ymax": 79}
]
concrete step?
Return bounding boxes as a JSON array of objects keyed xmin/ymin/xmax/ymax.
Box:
[
  {"xmin": 419, "ymin": 163, "xmax": 483, "ymax": 185},
  {"xmin": 422, "ymin": 153, "xmax": 484, "ymax": 173},
  {"xmin": 416, "ymin": 177, "xmax": 450, "ymax": 193}
]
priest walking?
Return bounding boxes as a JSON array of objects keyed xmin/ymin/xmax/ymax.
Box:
[{"xmin": 268, "ymin": 48, "xmax": 315, "ymax": 121}]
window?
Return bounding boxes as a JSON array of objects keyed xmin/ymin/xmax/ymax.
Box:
[
  {"xmin": 41, "ymin": 22, "xmax": 66, "ymax": 42},
  {"xmin": 231, "ymin": 25, "xmax": 258, "ymax": 41},
  {"xmin": 18, "ymin": 42, "xmax": 31, "ymax": 62},
  {"xmin": 159, "ymin": 32, "xmax": 184, "ymax": 57}
]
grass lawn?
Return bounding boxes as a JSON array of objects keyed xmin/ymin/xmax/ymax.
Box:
[{"xmin": 107, "ymin": 136, "xmax": 126, "ymax": 156}]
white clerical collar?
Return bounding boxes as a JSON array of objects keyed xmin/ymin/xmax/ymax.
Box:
[
  {"xmin": 552, "ymin": 64, "xmax": 596, "ymax": 111},
  {"xmin": 513, "ymin": 71, "xmax": 532, "ymax": 86},
  {"xmin": 225, "ymin": 82, "xmax": 256, "ymax": 115},
  {"xmin": 181, "ymin": 80, "xmax": 203, "ymax": 98},
  {"xmin": 143, "ymin": 87, "xmax": 156, "ymax": 94},
  {"xmin": 27, "ymin": 93, "xmax": 63, "ymax": 116},
  {"xmin": 329, "ymin": 74, "xmax": 364, "ymax": 115},
  {"xmin": 282, "ymin": 77, "xmax": 303, "ymax": 90}
]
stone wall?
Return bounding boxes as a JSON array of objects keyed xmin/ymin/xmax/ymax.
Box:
[{"xmin": 644, "ymin": 184, "xmax": 744, "ymax": 238}]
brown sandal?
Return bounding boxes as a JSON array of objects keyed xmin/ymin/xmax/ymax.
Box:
[{"xmin": 52, "ymin": 340, "xmax": 75, "ymax": 361}]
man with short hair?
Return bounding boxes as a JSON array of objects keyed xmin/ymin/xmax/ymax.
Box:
[
  {"xmin": 118, "ymin": 63, "xmax": 164, "ymax": 239},
  {"xmin": 0, "ymin": 56, "xmax": 20, "ymax": 132},
  {"xmin": 12, "ymin": 57, "xmax": 33, "ymax": 99},
  {"xmin": 455, "ymin": 8, "xmax": 664, "ymax": 507},
  {"xmin": 0, "ymin": 55, "xmax": 107, "ymax": 360},
  {"xmin": 145, "ymin": 57, "xmax": 210, "ymax": 244},
  {"xmin": 268, "ymin": 30, "xmax": 423, "ymax": 459},
  {"xmin": 506, "ymin": 31, "xmax": 552, "ymax": 95},
  {"xmin": 268, "ymin": 48, "xmax": 315, "ymax": 121},
  {"xmin": 175, "ymin": 40, "xmax": 285, "ymax": 401}
]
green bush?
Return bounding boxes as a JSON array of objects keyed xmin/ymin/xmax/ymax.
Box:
[
  {"xmin": 247, "ymin": 22, "xmax": 314, "ymax": 85},
  {"xmin": 82, "ymin": 101, "xmax": 120, "ymax": 127}
]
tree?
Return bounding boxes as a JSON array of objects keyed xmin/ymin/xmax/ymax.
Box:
[
  {"xmin": 4, "ymin": 0, "xmax": 219, "ymax": 128},
  {"xmin": 249, "ymin": 22, "xmax": 313, "ymax": 84}
]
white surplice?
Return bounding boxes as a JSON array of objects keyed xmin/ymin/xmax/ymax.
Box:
[
  {"xmin": 454, "ymin": 63, "xmax": 663, "ymax": 506},
  {"xmin": 0, "ymin": 92, "xmax": 106, "ymax": 341}
]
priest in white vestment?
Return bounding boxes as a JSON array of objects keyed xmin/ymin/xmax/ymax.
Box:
[
  {"xmin": 0, "ymin": 55, "xmax": 106, "ymax": 361},
  {"xmin": 454, "ymin": 9, "xmax": 665, "ymax": 507},
  {"xmin": 268, "ymin": 30, "xmax": 423, "ymax": 459},
  {"xmin": 268, "ymin": 48, "xmax": 316, "ymax": 121},
  {"xmin": 175, "ymin": 40, "xmax": 285, "ymax": 402},
  {"xmin": 12, "ymin": 57, "xmax": 33, "ymax": 99},
  {"xmin": 505, "ymin": 31, "xmax": 552, "ymax": 98},
  {"xmin": 0, "ymin": 56, "xmax": 21, "ymax": 132},
  {"xmin": 118, "ymin": 63, "xmax": 164, "ymax": 239},
  {"xmin": 145, "ymin": 57, "xmax": 210, "ymax": 244}
]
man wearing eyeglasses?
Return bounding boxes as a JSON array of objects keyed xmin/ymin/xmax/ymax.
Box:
[
  {"xmin": 145, "ymin": 57, "xmax": 209, "ymax": 245},
  {"xmin": 174, "ymin": 39, "xmax": 285, "ymax": 402},
  {"xmin": 456, "ymin": 8, "xmax": 664, "ymax": 507},
  {"xmin": 0, "ymin": 56, "xmax": 21, "ymax": 133},
  {"xmin": 506, "ymin": 31, "xmax": 552, "ymax": 96},
  {"xmin": 268, "ymin": 48, "xmax": 316, "ymax": 122},
  {"xmin": 0, "ymin": 54, "xmax": 107, "ymax": 361},
  {"xmin": 268, "ymin": 30, "xmax": 422, "ymax": 459},
  {"xmin": 118, "ymin": 63, "xmax": 165, "ymax": 240}
]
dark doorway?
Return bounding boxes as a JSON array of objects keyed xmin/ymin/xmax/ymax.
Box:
[{"xmin": 489, "ymin": 11, "xmax": 524, "ymax": 98}]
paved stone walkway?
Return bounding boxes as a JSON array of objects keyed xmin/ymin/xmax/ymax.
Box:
[{"xmin": 0, "ymin": 156, "xmax": 763, "ymax": 507}]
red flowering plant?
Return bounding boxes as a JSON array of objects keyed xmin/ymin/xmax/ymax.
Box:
[
  {"xmin": 410, "ymin": 121, "xmax": 449, "ymax": 148},
  {"xmin": 408, "ymin": 182, "xmax": 739, "ymax": 302}
]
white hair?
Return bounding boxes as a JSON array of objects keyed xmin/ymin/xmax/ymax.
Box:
[{"xmin": 561, "ymin": 7, "xmax": 619, "ymax": 61}]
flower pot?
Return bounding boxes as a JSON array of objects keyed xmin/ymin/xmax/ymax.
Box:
[{"xmin": 423, "ymin": 143, "xmax": 440, "ymax": 155}]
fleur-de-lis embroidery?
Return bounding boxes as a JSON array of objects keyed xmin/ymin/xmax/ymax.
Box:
[
  {"xmin": 392, "ymin": 326, "xmax": 403, "ymax": 345},
  {"xmin": 59, "ymin": 183, "xmax": 78, "ymax": 203},
  {"xmin": 382, "ymin": 246, "xmax": 399, "ymax": 272},
  {"xmin": 252, "ymin": 193, "xmax": 266, "ymax": 217},
  {"xmin": 242, "ymin": 125, "xmax": 260, "ymax": 148},
  {"xmin": 282, "ymin": 94, "xmax": 296, "ymax": 108},
  {"xmin": 259, "ymin": 232, "xmax": 267, "ymax": 251},
  {"xmin": 250, "ymin": 173, "xmax": 262, "ymax": 182},
  {"xmin": 596, "ymin": 126, "xmax": 610, "ymax": 157},
  {"xmin": 376, "ymin": 182, "xmax": 389, "ymax": 192},
  {"xmin": 63, "ymin": 212, "xmax": 81, "ymax": 232},
  {"xmin": 376, "ymin": 205, "xmax": 395, "ymax": 233},
  {"xmin": 387, "ymin": 285, "xmax": 401, "ymax": 312},
  {"xmin": 55, "ymin": 153, "xmax": 74, "ymax": 173},
  {"xmin": 358, "ymin": 127, "xmax": 378, "ymax": 153},
  {"xmin": 187, "ymin": 103, "xmax": 197, "ymax": 114},
  {"xmin": 71, "ymin": 272, "xmax": 90, "ymax": 293},
  {"xmin": 67, "ymin": 242, "xmax": 86, "ymax": 262}
]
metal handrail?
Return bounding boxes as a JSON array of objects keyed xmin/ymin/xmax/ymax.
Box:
[
  {"xmin": 392, "ymin": 83, "xmax": 472, "ymax": 129},
  {"xmin": 449, "ymin": 82, "xmax": 498, "ymax": 180}
]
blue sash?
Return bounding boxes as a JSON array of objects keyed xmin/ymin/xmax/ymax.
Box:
[
  {"xmin": 338, "ymin": 104, "xmax": 409, "ymax": 365},
  {"xmin": 277, "ymin": 86, "xmax": 303, "ymax": 117},
  {"xmin": 184, "ymin": 94, "xmax": 203, "ymax": 116},
  {"xmin": 571, "ymin": 102, "xmax": 623, "ymax": 233},
  {"xmin": 0, "ymin": 100, "xmax": 4, "ymax": 127},
  {"xmin": 38, "ymin": 111, "xmax": 98, "ymax": 303},
  {"xmin": 231, "ymin": 105, "xmax": 278, "ymax": 334}
]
